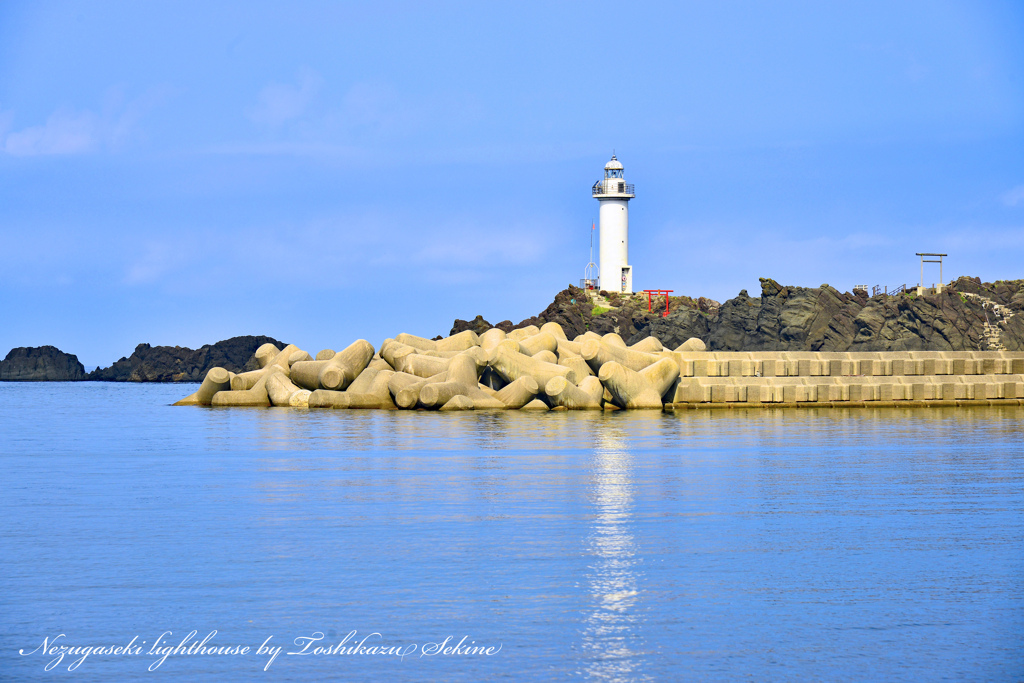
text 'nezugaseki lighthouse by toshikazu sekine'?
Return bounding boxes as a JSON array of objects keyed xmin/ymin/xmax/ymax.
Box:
[{"xmin": 592, "ymin": 154, "xmax": 635, "ymax": 293}]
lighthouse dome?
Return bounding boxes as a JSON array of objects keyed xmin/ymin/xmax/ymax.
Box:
[{"xmin": 604, "ymin": 155, "xmax": 623, "ymax": 171}]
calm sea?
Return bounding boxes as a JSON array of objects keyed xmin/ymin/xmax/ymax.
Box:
[{"xmin": 1, "ymin": 383, "xmax": 1022, "ymax": 682}]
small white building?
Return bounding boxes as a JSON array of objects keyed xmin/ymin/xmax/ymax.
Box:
[{"xmin": 593, "ymin": 155, "xmax": 635, "ymax": 293}]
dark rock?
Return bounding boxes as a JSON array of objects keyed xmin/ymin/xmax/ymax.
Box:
[
  {"xmin": 451, "ymin": 277, "xmax": 1024, "ymax": 352},
  {"xmin": 450, "ymin": 315, "xmax": 493, "ymax": 337},
  {"xmin": 667, "ymin": 277, "xmax": 1024, "ymax": 352},
  {"xmin": 635, "ymin": 309, "xmax": 711, "ymax": 349},
  {"xmin": 0, "ymin": 346, "xmax": 86, "ymax": 381},
  {"xmin": 87, "ymin": 335, "xmax": 288, "ymax": 382}
]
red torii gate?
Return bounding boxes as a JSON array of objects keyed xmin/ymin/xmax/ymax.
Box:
[{"xmin": 642, "ymin": 289, "xmax": 673, "ymax": 318}]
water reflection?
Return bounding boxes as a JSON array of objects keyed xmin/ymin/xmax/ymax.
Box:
[{"xmin": 580, "ymin": 428, "xmax": 649, "ymax": 682}]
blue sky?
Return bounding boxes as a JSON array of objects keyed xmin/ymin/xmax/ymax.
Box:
[{"xmin": 2, "ymin": 1, "xmax": 1023, "ymax": 367}]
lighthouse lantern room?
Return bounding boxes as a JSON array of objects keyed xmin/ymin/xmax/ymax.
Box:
[{"xmin": 592, "ymin": 154, "xmax": 635, "ymax": 293}]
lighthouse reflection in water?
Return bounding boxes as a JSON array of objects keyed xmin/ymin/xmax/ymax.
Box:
[{"xmin": 581, "ymin": 427, "xmax": 648, "ymax": 682}]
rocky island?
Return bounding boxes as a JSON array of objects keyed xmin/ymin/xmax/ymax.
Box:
[
  {"xmin": 0, "ymin": 346, "xmax": 86, "ymax": 381},
  {"xmin": 87, "ymin": 335, "xmax": 287, "ymax": 382}
]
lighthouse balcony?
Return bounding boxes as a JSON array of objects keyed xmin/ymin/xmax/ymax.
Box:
[{"xmin": 592, "ymin": 181, "xmax": 635, "ymax": 197}]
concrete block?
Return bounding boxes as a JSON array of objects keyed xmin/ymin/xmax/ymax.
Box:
[
  {"xmin": 394, "ymin": 333, "xmax": 437, "ymax": 351},
  {"xmin": 581, "ymin": 339, "xmax": 659, "ymax": 373},
  {"xmin": 1005, "ymin": 382, "xmax": 1022, "ymax": 399},
  {"xmin": 393, "ymin": 372, "xmax": 448, "ymax": 409},
  {"xmin": 598, "ymin": 361, "xmax": 665, "ymax": 409},
  {"xmin": 267, "ymin": 373, "xmax": 312, "ymax": 407},
  {"xmin": 435, "ymin": 330, "xmax": 480, "ymax": 353},
  {"xmin": 212, "ymin": 368, "xmax": 277, "ymax": 407},
  {"xmin": 639, "ymin": 357, "xmax": 681, "ymax": 399},
  {"xmin": 556, "ymin": 339, "xmax": 583, "ymax": 357},
  {"xmin": 173, "ymin": 367, "xmax": 234, "ymax": 406},
  {"xmin": 479, "ymin": 328, "xmax": 507, "ymax": 354},
  {"xmin": 495, "ymin": 376, "xmax": 540, "ymax": 408},
  {"xmin": 573, "ymin": 331, "xmax": 603, "ymax": 344},
  {"xmin": 439, "ymin": 395, "xmax": 475, "ymax": 411},
  {"xmin": 539, "ymin": 322, "xmax": 568, "ymax": 341},
  {"xmin": 489, "ymin": 345, "xmax": 573, "ymax": 392},
  {"xmin": 386, "ymin": 371, "xmax": 422, "ymax": 397},
  {"xmin": 602, "ymin": 333, "xmax": 627, "ymax": 348},
  {"xmin": 288, "ymin": 350, "xmax": 313, "ymax": 365},
  {"xmin": 419, "ymin": 381, "xmax": 472, "ymax": 409},
  {"xmin": 446, "ymin": 353, "xmax": 482, "ymax": 387},
  {"xmin": 520, "ymin": 399, "xmax": 549, "ymax": 411},
  {"xmin": 253, "ymin": 343, "xmax": 280, "ymax": 368},
  {"xmin": 319, "ymin": 340, "xmax": 374, "ymax": 390},
  {"xmin": 675, "ymin": 338, "xmax": 706, "ymax": 352},
  {"xmin": 508, "ymin": 326, "xmax": 540, "ymax": 342},
  {"xmin": 402, "ymin": 353, "xmax": 451, "ymax": 379},
  {"xmin": 518, "ymin": 331, "xmax": 559, "ymax": 357},
  {"xmin": 558, "ymin": 355, "xmax": 594, "ymax": 380},
  {"xmin": 347, "ymin": 367, "xmax": 382, "ymax": 394},
  {"xmin": 545, "ymin": 376, "xmax": 602, "ymax": 409},
  {"xmin": 533, "ymin": 350, "xmax": 558, "ymax": 364},
  {"xmin": 630, "ymin": 336, "xmax": 664, "ymax": 353}
]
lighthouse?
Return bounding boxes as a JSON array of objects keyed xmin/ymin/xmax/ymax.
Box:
[{"xmin": 593, "ymin": 154, "xmax": 635, "ymax": 293}]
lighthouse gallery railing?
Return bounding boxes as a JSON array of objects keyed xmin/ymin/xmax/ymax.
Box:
[{"xmin": 592, "ymin": 182, "xmax": 635, "ymax": 196}]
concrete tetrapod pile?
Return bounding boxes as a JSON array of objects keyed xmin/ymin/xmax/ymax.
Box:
[
  {"xmin": 173, "ymin": 323, "xmax": 699, "ymax": 411},
  {"xmin": 173, "ymin": 325, "xmax": 1024, "ymax": 410}
]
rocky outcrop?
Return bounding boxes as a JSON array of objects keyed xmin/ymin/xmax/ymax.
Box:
[
  {"xmin": 449, "ymin": 286, "xmax": 716, "ymax": 341},
  {"xmin": 0, "ymin": 346, "xmax": 86, "ymax": 381},
  {"xmin": 87, "ymin": 335, "xmax": 288, "ymax": 382},
  {"xmin": 455, "ymin": 277, "xmax": 1024, "ymax": 353},
  {"xmin": 632, "ymin": 276, "xmax": 1024, "ymax": 352}
]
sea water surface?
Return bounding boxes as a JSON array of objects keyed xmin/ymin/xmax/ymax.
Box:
[{"xmin": 1, "ymin": 383, "xmax": 1022, "ymax": 681}]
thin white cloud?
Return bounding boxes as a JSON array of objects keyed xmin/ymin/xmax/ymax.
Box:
[
  {"xmin": 123, "ymin": 241, "xmax": 189, "ymax": 285},
  {"xmin": 1001, "ymin": 185, "xmax": 1024, "ymax": 207},
  {"xmin": 4, "ymin": 109, "xmax": 98, "ymax": 156},
  {"xmin": 0, "ymin": 107, "xmax": 13, "ymax": 138},
  {"xmin": 246, "ymin": 69, "xmax": 322, "ymax": 127},
  {"xmin": 2, "ymin": 87, "xmax": 169, "ymax": 157}
]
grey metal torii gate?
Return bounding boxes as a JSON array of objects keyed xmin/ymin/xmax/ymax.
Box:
[{"xmin": 916, "ymin": 252, "xmax": 947, "ymax": 289}]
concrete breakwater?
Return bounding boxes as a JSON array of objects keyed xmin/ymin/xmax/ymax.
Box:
[
  {"xmin": 670, "ymin": 350, "xmax": 1024, "ymax": 408},
  {"xmin": 173, "ymin": 324, "xmax": 1024, "ymax": 411}
]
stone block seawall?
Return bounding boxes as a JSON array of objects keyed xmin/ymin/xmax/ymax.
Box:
[
  {"xmin": 173, "ymin": 328, "xmax": 1024, "ymax": 411},
  {"xmin": 667, "ymin": 350, "xmax": 1024, "ymax": 409}
]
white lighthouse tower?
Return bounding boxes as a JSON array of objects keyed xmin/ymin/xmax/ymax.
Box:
[{"xmin": 593, "ymin": 154, "xmax": 635, "ymax": 293}]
